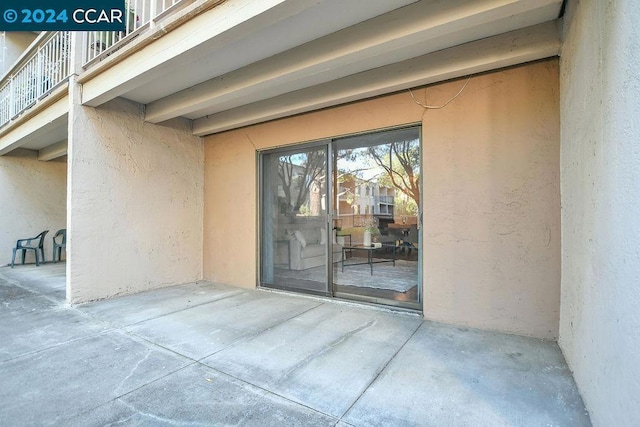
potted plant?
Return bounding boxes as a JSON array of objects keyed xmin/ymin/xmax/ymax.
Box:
[{"xmin": 362, "ymin": 217, "xmax": 380, "ymax": 246}]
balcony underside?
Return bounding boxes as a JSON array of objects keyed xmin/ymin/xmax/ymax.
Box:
[
  {"xmin": 78, "ymin": 0, "xmax": 563, "ymax": 136},
  {"xmin": 0, "ymin": 0, "xmax": 564, "ymax": 154},
  {"xmin": 0, "ymin": 84, "xmax": 68, "ymax": 160}
]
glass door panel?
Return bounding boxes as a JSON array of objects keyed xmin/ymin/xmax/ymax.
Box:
[
  {"xmin": 332, "ymin": 127, "xmax": 421, "ymax": 308},
  {"xmin": 260, "ymin": 145, "xmax": 330, "ymax": 295}
]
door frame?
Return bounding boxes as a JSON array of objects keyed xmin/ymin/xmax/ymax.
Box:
[{"xmin": 257, "ymin": 139, "xmax": 333, "ymax": 297}]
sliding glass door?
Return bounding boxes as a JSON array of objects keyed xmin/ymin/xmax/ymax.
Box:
[
  {"xmin": 260, "ymin": 144, "xmax": 331, "ymax": 295},
  {"xmin": 332, "ymin": 127, "xmax": 421, "ymax": 308},
  {"xmin": 259, "ymin": 126, "xmax": 421, "ymax": 310}
]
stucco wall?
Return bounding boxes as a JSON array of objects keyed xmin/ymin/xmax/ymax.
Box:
[
  {"xmin": 559, "ymin": 0, "xmax": 640, "ymax": 424},
  {"xmin": 423, "ymin": 61, "xmax": 560, "ymax": 339},
  {"xmin": 204, "ymin": 59, "xmax": 560, "ymax": 339},
  {"xmin": 0, "ymin": 149, "xmax": 66, "ymax": 265},
  {"xmin": 67, "ymin": 97, "xmax": 203, "ymax": 303}
]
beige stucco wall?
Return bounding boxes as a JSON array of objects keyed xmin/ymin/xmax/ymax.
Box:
[
  {"xmin": 204, "ymin": 59, "xmax": 560, "ymax": 339},
  {"xmin": 67, "ymin": 97, "xmax": 203, "ymax": 303},
  {"xmin": 559, "ymin": 0, "xmax": 640, "ymax": 424},
  {"xmin": 0, "ymin": 149, "xmax": 66, "ymax": 265},
  {"xmin": 423, "ymin": 62, "xmax": 560, "ymax": 339}
]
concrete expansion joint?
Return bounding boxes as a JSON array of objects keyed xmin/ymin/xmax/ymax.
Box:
[
  {"xmin": 190, "ymin": 358, "xmax": 339, "ymax": 424},
  {"xmin": 77, "ymin": 290, "xmax": 244, "ymax": 332},
  {"xmin": 103, "ymin": 360, "xmax": 201, "ymax": 412},
  {"xmin": 0, "ymin": 269, "xmax": 62, "ymax": 308},
  {"xmin": 339, "ymin": 321, "xmax": 424, "ymax": 420},
  {"xmin": 0, "ymin": 329, "xmax": 115, "ymax": 366},
  {"xmin": 124, "ymin": 328, "xmax": 200, "ymax": 363}
]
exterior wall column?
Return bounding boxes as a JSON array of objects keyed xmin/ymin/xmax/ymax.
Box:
[
  {"xmin": 559, "ymin": 0, "xmax": 640, "ymax": 424},
  {"xmin": 66, "ymin": 34, "xmax": 204, "ymax": 303}
]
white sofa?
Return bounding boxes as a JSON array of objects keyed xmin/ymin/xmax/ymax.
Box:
[{"xmin": 287, "ymin": 222, "xmax": 342, "ymax": 270}]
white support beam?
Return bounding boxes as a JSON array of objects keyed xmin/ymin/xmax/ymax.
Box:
[
  {"xmin": 37, "ymin": 139, "xmax": 68, "ymax": 161},
  {"xmin": 193, "ymin": 21, "xmax": 561, "ymax": 136},
  {"xmin": 146, "ymin": 0, "xmax": 562, "ymax": 124}
]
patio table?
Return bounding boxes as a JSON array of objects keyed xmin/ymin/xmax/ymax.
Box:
[{"xmin": 341, "ymin": 244, "xmax": 397, "ymax": 275}]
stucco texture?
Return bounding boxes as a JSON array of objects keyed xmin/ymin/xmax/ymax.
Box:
[
  {"xmin": 0, "ymin": 149, "xmax": 67, "ymax": 265},
  {"xmin": 559, "ymin": 0, "xmax": 640, "ymax": 424},
  {"xmin": 422, "ymin": 61, "xmax": 560, "ymax": 339},
  {"xmin": 68, "ymin": 97, "xmax": 203, "ymax": 303},
  {"xmin": 204, "ymin": 59, "xmax": 560, "ymax": 339}
]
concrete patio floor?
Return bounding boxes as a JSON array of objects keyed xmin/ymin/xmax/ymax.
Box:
[{"xmin": 0, "ymin": 264, "xmax": 590, "ymax": 426}]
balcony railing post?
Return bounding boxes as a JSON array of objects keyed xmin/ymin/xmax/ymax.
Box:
[
  {"xmin": 70, "ymin": 32, "xmax": 84, "ymax": 77},
  {"xmin": 36, "ymin": 44, "xmax": 43, "ymax": 99},
  {"xmin": 150, "ymin": 0, "xmax": 158, "ymax": 29},
  {"xmin": 9, "ymin": 77, "xmax": 14, "ymax": 118},
  {"xmin": 80, "ymin": 32, "xmax": 86, "ymax": 67}
]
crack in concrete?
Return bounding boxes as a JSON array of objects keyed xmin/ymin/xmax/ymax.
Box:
[
  {"xmin": 113, "ymin": 347, "xmax": 153, "ymax": 395},
  {"xmin": 119, "ymin": 399, "xmax": 211, "ymax": 426}
]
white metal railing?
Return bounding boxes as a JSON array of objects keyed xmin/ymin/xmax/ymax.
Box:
[
  {"xmin": 83, "ymin": 0, "xmax": 193, "ymax": 66},
  {"xmin": 377, "ymin": 195, "xmax": 394, "ymax": 204},
  {"xmin": 0, "ymin": 32, "xmax": 71, "ymax": 129},
  {"xmin": 0, "ymin": 82, "xmax": 11, "ymax": 126}
]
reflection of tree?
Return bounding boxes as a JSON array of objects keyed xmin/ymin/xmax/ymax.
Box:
[
  {"xmin": 393, "ymin": 193, "xmax": 418, "ymax": 216},
  {"xmin": 368, "ymin": 140, "xmax": 420, "ymax": 207},
  {"xmin": 278, "ymin": 151, "xmax": 325, "ymax": 214}
]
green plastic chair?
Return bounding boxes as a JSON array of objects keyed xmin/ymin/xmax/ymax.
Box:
[
  {"xmin": 11, "ymin": 230, "xmax": 49, "ymax": 267},
  {"xmin": 52, "ymin": 229, "xmax": 66, "ymax": 263}
]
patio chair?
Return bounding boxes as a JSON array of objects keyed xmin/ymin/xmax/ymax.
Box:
[
  {"xmin": 11, "ymin": 230, "xmax": 49, "ymax": 268},
  {"xmin": 52, "ymin": 229, "xmax": 66, "ymax": 263},
  {"xmin": 401, "ymin": 225, "xmax": 419, "ymax": 257}
]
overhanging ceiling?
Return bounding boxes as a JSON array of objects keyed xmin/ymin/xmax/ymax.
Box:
[
  {"xmin": 0, "ymin": 88, "xmax": 69, "ymax": 157},
  {"xmin": 80, "ymin": 0, "xmax": 564, "ymax": 136}
]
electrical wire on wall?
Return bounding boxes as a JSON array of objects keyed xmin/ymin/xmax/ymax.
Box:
[{"xmin": 408, "ymin": 76, "xmax": 472, "ymax": 111}]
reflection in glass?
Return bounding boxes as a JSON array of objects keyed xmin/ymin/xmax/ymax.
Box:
[
  {"xmin": 261, "ymin": 147, "xmax": 330, "ymax": 295},
  {"xmin": 333, "ymin": 127, "xmax": 421, "ymax": 306}
]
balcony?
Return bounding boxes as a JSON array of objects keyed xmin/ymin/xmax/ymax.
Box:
[
  {"xmin": 0, "ymin": 32, "xmax": 71, "ymax": 130},
  {"xmin": 0, "ymin": 0, "xmax": 196, "ymax": 135},
  {"xmin": 377, "ymin": 195, "xmax": 394, "ymax": 204}
]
